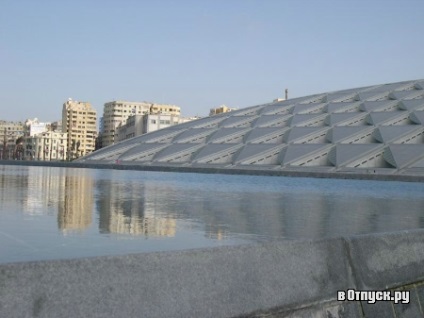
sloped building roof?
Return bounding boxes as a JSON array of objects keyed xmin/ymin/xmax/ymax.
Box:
[{"xmin": 80, "ymin": 79, "xmax": 424, "ymax": 175}]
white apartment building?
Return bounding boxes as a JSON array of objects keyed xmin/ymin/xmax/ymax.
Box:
[
  {"xmin": 101, "ymin": 101, "xmax": 181, "ymax": 147},
  {"xmin": 62, "ymin": 99, "xmax": 97, "ymax": 160},
  {"xmin": 24, "ymin": 118, "xmax": 50, "ymax": 137},
  {"xmin": 116, "ymin": 113, "xmax": 198, "ymax": 143},
  {"xmin": 24, "ymin": 131, "xmax": 68, "ymax": 161}
]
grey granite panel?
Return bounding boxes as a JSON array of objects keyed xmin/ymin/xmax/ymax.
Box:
[
  {"xmin": 393, "ymin": 289, "xmax": 422, "ymax": 318},
  {"xmin": 243, "ymin": 302, "xmax": 362, "ymax": 318},
  {"xmin": 322, "ymin": 302, "xmax": 362, "ymax": 318},
  {"xmin": 416, "ymin": 285, "xmax": 424, "ymax": 312},
  {"xmin": 361, "ymin": 301, "xmax": 394, "ymax": 318},
  {"xmin": 0, "ymin": 239, "xmax": 353, "ymax": 318},
  {"xmin": 345, "ymin": 231, "xmax": 424, "ymax": 290}
]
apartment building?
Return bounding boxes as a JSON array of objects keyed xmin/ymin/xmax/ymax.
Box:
[
  {"xmin": 116, "ymin": 113, "xmax": 197, "ymax": 143},
  {"xmin": 24, "ymin": 130, "xmax": 68, "ymax": 161},
  {"xmin": 51, "ymin": 120, "xmax": 62, "ymax": 132},
  {"xmin": 24, "ymin": 118, "xmax": 49, "ymax": 137},
  {"xmin": 0, "ymin": 120, "xmax": 24, "ymax": 159},
  {"xmin": 62, "ymin": 99, "xmax": 97, "ymax": 160},
  {"xmin": 101, "ymin": 101, "xmax": 181, "ymax": 147}
]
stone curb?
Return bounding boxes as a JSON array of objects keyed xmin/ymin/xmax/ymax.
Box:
[{"xmin": 1, "ymin": 230, "xmax": 424, "ymax": 317}]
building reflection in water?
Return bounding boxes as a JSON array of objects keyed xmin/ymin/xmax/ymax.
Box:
[
  {"xmin": 57, "ymin": 169, "xmax": 93, "ymax": 233},
  {"xmin": 94, "ymin": 171, "xmax": 424, "ymax": 241},
  {"xmin": 131, "ymin": 179, "xmax": 424, "ymax": 241},
  {"xmin": 0, "ymin": 166, "xmax": 66, "ymax": 216},
  {"xmin": 96, "ymin": 178, "xmax": 176, "ymax": 237},
  {"xmin": 0, "ymin": 166, "xmax": 93, "ymax": 232},
  {"xmin": 2, "ymin": 165, "xmax": 424, "ymax": 242}
]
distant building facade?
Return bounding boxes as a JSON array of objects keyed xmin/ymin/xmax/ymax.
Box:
[
  {"xmin": 24, "ymin": 118, "xmax": 50, "ymax": 137},
  {"xmin": 115, "ymin": 115, "xmax": 144, "ymax": 141},
  {"xmin": 51, "ymin": 120, "xmax": 62, "ymax": 132},
  {"xmin": 24, "ymin": 130, "xmax": 68, "ymax": 161},
  {"xmin": 116, "ymin": 114, "xmax": 197, "ymax": 143},
  {"xmin": 0, "ymin": 120, "xmax": 24, "ymax": 159},
  {"xmin": 62, "ymin": 99, "xmax": 97, "ymax": 160},
  {"xmin": 101, "ymin": 101, "xmax": 181, "ymax": 147},
  {"xmin": 209, "ymin": 105, "xmax": 237, "ymax": 116}
]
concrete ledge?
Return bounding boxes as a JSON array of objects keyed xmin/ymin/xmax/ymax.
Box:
[
  {"xmin": 2, "ymin": 230, "xmax": 424, "ymax": 317},
  {"xmin": 0, "ymin": 240, "xmax": 352, "ymax": 318},
  {"xmin": 1, "ymin": 160, "xmax": 424, "ymax": 182},
  {"xmin": 347, "ymin": 230, "xmax": 424, "ymax": 291}
]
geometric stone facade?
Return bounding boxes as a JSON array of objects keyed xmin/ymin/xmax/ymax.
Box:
[{"xmin": 80, "ymin": 79, "xmax": 424, "ymax": 175}]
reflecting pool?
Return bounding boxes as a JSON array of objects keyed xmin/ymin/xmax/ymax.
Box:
[{"xmin": 1, "ymin": 165, "xmax": 424, "ymax": 264}]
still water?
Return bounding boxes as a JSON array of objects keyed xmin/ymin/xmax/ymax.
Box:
[{"xmin": 1, "ymin": 165, "xmax": 424, "ymax": 264}]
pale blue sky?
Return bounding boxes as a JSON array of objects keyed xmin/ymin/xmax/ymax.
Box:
[{"xmin": 1, "ymin": 0, "xmax": 423, "ymax": 122}]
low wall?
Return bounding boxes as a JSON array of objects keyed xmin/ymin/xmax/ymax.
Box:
[
  {"xmin": 1, "ymin": 160, "xmax": 424, "ymax": 182},
  {"xmin": 1, "ymin": 230, "xmax": 424, "ymax": 317}
]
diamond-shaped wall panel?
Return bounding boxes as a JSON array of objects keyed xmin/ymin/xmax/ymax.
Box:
[
  {"xmin": 374, "ymin": 126, "xmax": 423, "ymax": 144},
  {"xmin": 244, "ymin": 127, "xmax": 288, "ymax": 144},
  {"xmin": 385, "ymin": 144, "xmax": 424, "ymax": 169},
  {"xmin": 280, "ymin": 144, "xmax": 333, "ymax": 166},
  {"xmin": 118, "ymin": 143, "xmax": 169, "ymax": 161},
  {"xmin": 410, "ymin": 111, "xmax": 424, "ymax": 124},
  {"xmin": 399, "ymin": 100, "xmax": 424, "ymax": 111},
  {"xmin": 260, "ymin": 104, "xmax": 294, "ymax": 116},
  {"xmin": 172, "ymin": 128, "xmax": 217, "ymax": 143},
  {"xmin": 193, "ymin": 144, "xmax": 243, "ymax": 164},
  {"xmin": 325, "ymin": 102, "xmax": 361, "ymax": 113},
  {"xmin": 207, "ymin": 128, "xmax": 251, "ymax": 144},
  {"xmin": 327, "ymin": 113, "xmax": 368, "ymax": 126},
  {"xmin": 235, "ymin": 144, "xmax": 285, "ymax": 165},
  {"xmin": 285, "ymin": 127, "xmax": 330, "ymax": 144},
  {"xmin": 153, "ymin": 143, "xmax": 204, "ymax": 163},
  {"xmin": 327, "ymin": 126, "xmax": 373, "ymax": 143},
  {"xmin": 329, "ymin": 144, "xmax": 385, "ymax": 167}
]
